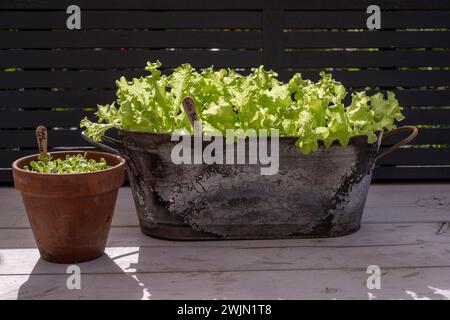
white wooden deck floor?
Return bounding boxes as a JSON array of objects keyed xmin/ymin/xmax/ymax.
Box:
[{"xmin": 1, "ymin": 184, "xmax": 450, "ymax": 300}]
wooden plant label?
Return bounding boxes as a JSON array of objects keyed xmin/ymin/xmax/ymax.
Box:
[
  {"xmin": 36, "ymin": 125, "xmax": 49, "ymax": 162},
  {"xmin": 182, "ymin": 96, "xmax": 202, "ymax": 136}
]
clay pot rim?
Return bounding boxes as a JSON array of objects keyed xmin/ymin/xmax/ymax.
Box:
[{"xmin": 12, "ymin": 150, "xmax": 126, "ymax": 177}]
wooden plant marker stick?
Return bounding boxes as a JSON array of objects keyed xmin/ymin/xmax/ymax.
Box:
[
  {"xmin": 182, "ymin": 96, "xmax": 202, "ymax": 136},
  {"xmin": 36, "ymin": 125, "xmax": 49, "ymax": 162}
]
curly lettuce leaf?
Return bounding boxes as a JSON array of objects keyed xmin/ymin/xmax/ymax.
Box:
[{"xmin": 81, "ymin": 61, "xmax": 405, "ymax": 154}]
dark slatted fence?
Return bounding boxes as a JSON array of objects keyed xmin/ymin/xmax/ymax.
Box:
[{"xmin": 1, "ymin": 0, "xmax": 449, "ymax": 182}]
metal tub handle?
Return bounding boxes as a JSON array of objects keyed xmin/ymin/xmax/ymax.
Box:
[
  {"xmin": 376, "ymin": 126, "xmax": 419, "ymax": 161},
  {"xmin": 81, "ymin": 131, "xmax": 122, "ymax": 156}
]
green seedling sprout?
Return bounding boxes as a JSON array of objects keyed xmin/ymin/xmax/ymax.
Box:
[{"xmin": 23, "ymin": 126, "xmax": 109, "ymax": 174}]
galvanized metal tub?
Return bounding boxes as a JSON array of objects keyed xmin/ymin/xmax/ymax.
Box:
[{"xmin": 82, "ymin": 126, "xmax": 417, "ymax": 240}]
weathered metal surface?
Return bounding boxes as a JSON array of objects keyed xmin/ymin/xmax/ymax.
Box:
[{"xmin": 116, "ymin": 132, "xmax": 382, "ymax": 240}]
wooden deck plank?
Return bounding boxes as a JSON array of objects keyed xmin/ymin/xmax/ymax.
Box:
[
  {"xmin": 2, "ymin": 267, "xmax": 450, "ymax": 300},
  {"xmin": 0, "ymin": 223, "xmax": 447, "ymax": 249},
  {"xmin": 363, "ymin": 207, "xmax": 450, "ymax": 224},
  {"xmin": 366, "ymin": 185, "xmax": 450, "ymax": 208},
  {"xmin": 1, "ymin": 240, "xmax": 450, "ymax": 275}
]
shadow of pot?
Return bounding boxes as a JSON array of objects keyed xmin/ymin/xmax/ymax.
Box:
[{"xmin": 12, "ymin": 151, "xmax": 126, "ymax": 264}]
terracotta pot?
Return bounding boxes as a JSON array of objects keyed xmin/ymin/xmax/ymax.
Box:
[{"xmin": 12, "ymin": 151, "xmax": 126, "ymax": 263}]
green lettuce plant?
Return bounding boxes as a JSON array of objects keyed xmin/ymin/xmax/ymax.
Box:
[{"xmin": 81, "ymin": 60, "xmax": 404, "ymax": 154}]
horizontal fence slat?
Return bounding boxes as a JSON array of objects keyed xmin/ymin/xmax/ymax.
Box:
[
  {"xmin": 2, "ymin": 130, "xmax": 448, "ymax": 163},
  {"xmin": 1, "ymin": 89, "xmax": 449, "ymax": 109},
  {"xmin": 0, "ymin": 31, "xmax": 261, "ymax": 49},
  {"xmin": 401, "ymin": 109, "xmax": 450, "ymax": 125},
  {"xmin": 3, "ymin": 106, "xmax": 448, "ymax": 125},
  {"xmin": 381, "ymin": 128, "xmax": 450, "ymax": 146},
  {"xmin": 2, "ymin": 150, "xmax": 450, "ymax": 168},
  {"xmin": 281, "ymin": 0, "xmax": 450, "ymax": 10},
  {"xmin": 0, "ymin": 124, "xmax": 447, "ymax": 147},
  {"xmin": 0, "ymin": 90, "xmax": 116, "ymax": 109},
  {"xmin": 282, "ymin": 70, "xmax": 450, "ymax": 87},
  {"xmin": 0, "ymin": 126, "xmax": 447, "ymax": 146},
  {"xmin": 4, "ymin": 31, "xmax": 448, "ymax": 50},
  {"xmin": 373, "ymin": 166, "xmax": 450, "ymax": 180},
  {"xmin": 285, "ymin": 11, "xmax": 450, "ymax": 29},
  {"xmin": 365, "ymin": 90, "xmax": 450, "ymax": 107},
  {"xmin": 0, "ymin": 50, "xmax": 263, "ymax": 69},
  {"xmin": 2, "ymin": 153, "xmax": 450, "ymax": 180},
  {"xmin": 2, "ymin": 145, "xmax": 448, "ymax": 167},
  {"xmin": 2, "ymin": 0, "xmax": 450, "ymax": 10},
  {"xmin": 7, "ymin": 50, "xmax": 447, "ymax": 70},
  {"xmin": 284, "ymin": 51, "xmax": 450, "ymax": 68},
  {"xmin": 0, "ymin": 130, "xmax": 88, "ymax": 148},
  {"xmin": 0, "ymin": 0, "xmax": 265, "ymax": 10},
  {"xmin": 0, "ymin": 169, "xmax": 13, "ymax": 183},
  {"xmin": 2, "ymin": 70, "xmax": 449, "ymax": 89},
  {"xmin": 0, "ymin": 11, "xmax": 262, "ymax": 29},
  {"xmin": 0, "ymin": 71, "xmax": 146, "ymax": 88},
  {"xmin": 0, "ymin": 111, "xmax": 94, "ymax": 128},
  {"xmin": 377, "ymin": 148, "xmax": 450, "ymax": 165},
  {"xmin": 284, "ymin": 31, "xmax": 450, "ymax": 49},
  {"xmin": 0, "ymin": 150, "xmax": 46, "ymax": 169}
]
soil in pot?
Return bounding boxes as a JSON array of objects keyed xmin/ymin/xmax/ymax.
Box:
[{"xmin": 12, "ymin": 151, "xmax": 126, "ymax": 263}]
